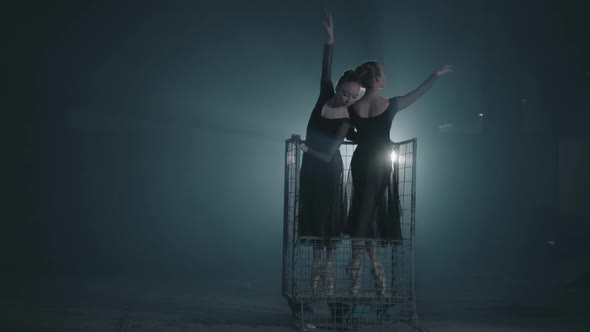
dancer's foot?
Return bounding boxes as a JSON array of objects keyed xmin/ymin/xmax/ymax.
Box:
[
  {"xmin": 371, "ymin": 262, "xmax": 386, "ymax": 296},
  {"xmin": 345, "ymin": 262, "xmax": 361, "ymax": 297},
  {"xmin": 324, "ymin": 261, "xmax": 334, "ymax": 297},
  {"xmin": 311, "ymin": 259, "xmax": 323, "ymax": 296}
]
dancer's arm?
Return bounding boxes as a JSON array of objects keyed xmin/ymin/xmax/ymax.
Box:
[
  {"xmin": 319, "ymin": 11, "xmax": 335, "ymax": 96},
  {"xmin": 391, "ymin": 65, "xmax": 453, "ymax": 111},
  {"xmin": 301, "ymin": 121, "xmax": 351, "ymax": 163}
]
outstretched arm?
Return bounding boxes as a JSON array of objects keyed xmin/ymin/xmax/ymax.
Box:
[
  {"xmin": 301, "ymin": 121, "xmax": 351, "ymax": 163},
  {"xmin": 392, "ymin": 65, "xmax": 453, "ymax": 111},
  {"xmin": 320, "ymin": 11, "xmax": 335, "ymax": 93}
]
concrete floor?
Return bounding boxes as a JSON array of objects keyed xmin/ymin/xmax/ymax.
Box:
[{"xmin": 1, "ymin": 278, "xmax": 586, "ymax": 331}]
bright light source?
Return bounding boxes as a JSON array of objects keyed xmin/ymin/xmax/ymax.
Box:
[
  {"xmin": 391, "ymin": 150, "xmax": 397, "ymax": 163},
  {"xmin": 478, "ymin": 113, "xmax": 484, "ymax": 117}
]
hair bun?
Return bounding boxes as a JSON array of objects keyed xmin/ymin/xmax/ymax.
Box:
[
  {"xmin": 358, "ymin": 68, "xmax": 368, "ymax": 78},
  {"xmin": 354, "ymin": 61, "xmax": 380, "ymax": 88}
]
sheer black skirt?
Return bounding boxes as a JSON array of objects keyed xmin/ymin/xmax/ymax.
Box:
[
  {"xmin": 346, "ymin": 144, "xmax": 402, "ymax": 242},
  {"xmin": 298, "ymin": 151, "xmax": 346, "ymax": 241}
]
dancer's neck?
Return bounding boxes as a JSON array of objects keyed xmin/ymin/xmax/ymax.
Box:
[{"xmin": 362, "ymin": 87, "xmax": 380, "ymax": 99}]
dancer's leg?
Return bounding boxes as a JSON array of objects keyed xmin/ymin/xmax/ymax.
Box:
[
  {"xmin": 368, "ymin": 240, "xmax": 386, "ymax": 296},
  {"xmin": 311, "ymin": 243, "xmax": 324, "ymax": 295},
  {"xmin": 346, "ymin": 240, "xmax": 364, "ymax": 296},
  {"xmin": 324, "ymin": 243, "xmax": 336, "ymax": 296}
]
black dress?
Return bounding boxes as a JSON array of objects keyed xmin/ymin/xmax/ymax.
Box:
[
  {"xmin": 298, "ymin": 44, "xmax": 352, "ymax": 240},
  {"xmin": 347, "ymin": 74, "xmax": 439, "ymax": 241}
]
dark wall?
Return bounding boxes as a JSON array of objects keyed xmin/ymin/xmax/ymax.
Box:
[
  {"xmin": 6, "ymin": 0, "xmax": 589, "ymax": 308},
  {"xmin": 8, "ymin": 0, "xmax": 381, "ymax": 283}
]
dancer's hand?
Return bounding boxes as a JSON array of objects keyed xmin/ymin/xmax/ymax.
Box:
[
  {"xmin": 435, "ymin": 65, "xmax": 454, "ymax": 77},
  {"xmin": 323, "ymin": 10, "xmax": 334, "ymax": 45},
  {"xmin": 300, "ymin": 143, "xmax": 309, "ymax": 153}
]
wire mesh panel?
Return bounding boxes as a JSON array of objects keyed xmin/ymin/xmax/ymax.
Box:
[
  {"xmin": 283, "ymin": 134, "xmax": 302, "ymax": 300},
  {"xmin": 283, "ymin": 135, "xmax": 419, "ymax": 331}
]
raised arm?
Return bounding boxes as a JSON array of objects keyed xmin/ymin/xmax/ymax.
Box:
[
  {"xmin": 392, "ymin": 65, "xmax": 453, "ymax": 112},
  {"xmin": 301, "ymin": 121, "xmax": 351, "ymax": 163},
  {"xmin": 320, "ymin": 12, "xmax": 335, "ymax": 94}
]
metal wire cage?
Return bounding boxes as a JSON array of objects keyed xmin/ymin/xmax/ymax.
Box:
[{"xmin": 283, "ymin": 134, "xmax": 419, "ymax": 331}]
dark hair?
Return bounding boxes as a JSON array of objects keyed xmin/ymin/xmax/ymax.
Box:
[
  {"xmin": 354, "ymin": 61, "xmax": 381, "ymax": 88},
  {"xmin": 336, "ymin": 69, "xmax": 361, "ymax": 88}
]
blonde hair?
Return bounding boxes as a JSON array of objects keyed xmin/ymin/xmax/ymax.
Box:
[{"xmin": 354, "ymin": 61, "xmax": 381, "ymax": 88}]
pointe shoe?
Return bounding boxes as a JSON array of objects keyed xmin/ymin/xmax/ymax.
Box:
[
  {"xmin": 324, "ymin": 261, "xmax": 334, "ymax": 297},
  {"xmin": 371, "ymin": 262, "xmax": 386, "ymax": 297},
  {"xmin": 311, "ymin": 259, "xmax": 323, "ymax": 296},
  {"xmin": 346, "ymin": 260, "xmax": 362, "ymax": 297}
]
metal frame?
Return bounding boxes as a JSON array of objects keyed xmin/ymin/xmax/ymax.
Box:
[{"xmin": 282, "ymin": 136, "xmax": 419, "ymax": 331}]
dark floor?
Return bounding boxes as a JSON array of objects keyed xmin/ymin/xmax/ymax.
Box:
[{"xmin": 1, "ymin": 277, "xmax": 587, "ymax": 331}]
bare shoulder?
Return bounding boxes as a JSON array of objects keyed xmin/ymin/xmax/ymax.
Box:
[
  {"xmin": 321, "ymin": 104, "xmax": 350, "ymax": 119},
  {"xmin": 351, "ymin": 98, "xmax": 370, "ymax": 117},
  {"xmin": 354, "ymin": 96, "xmax": 391, "ymax": 117},
  {"xmin": 375, "ymin": 96, "xmax": 390, "ymax": 110}
]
